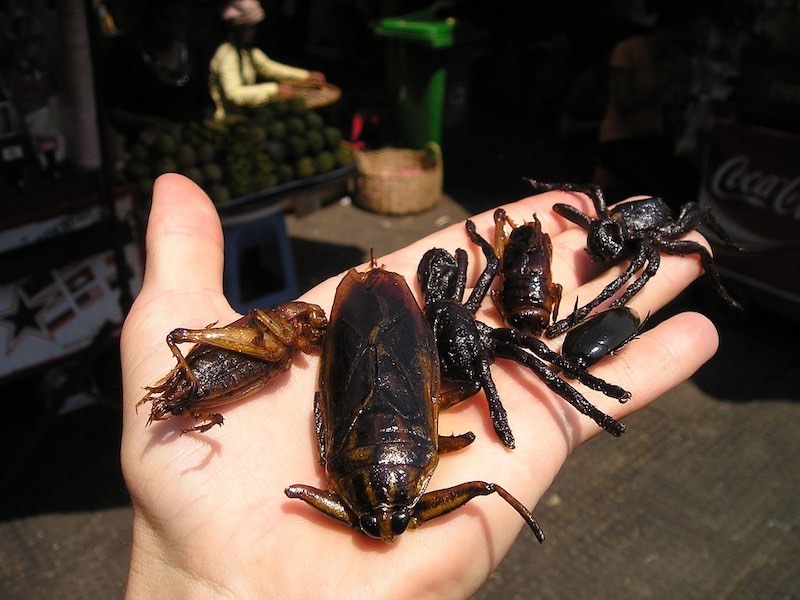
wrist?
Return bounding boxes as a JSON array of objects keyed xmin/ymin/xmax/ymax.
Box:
[{"xmin": 125, "ymin": 512, "xmax": 234, "ymax": 599}]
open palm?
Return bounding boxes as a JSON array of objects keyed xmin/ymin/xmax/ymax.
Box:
[{"xmin": 120, "ymin": 174, "xmax": 718, "ymax": 599}]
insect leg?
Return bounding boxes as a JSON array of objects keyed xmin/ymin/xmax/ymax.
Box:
[
  {"xmin": 492, "ymin": 329, "xmax": 630, "ymax": 401},
  {"xmin": 527, "ymin": 179, "xmax": 609, "ymax": 217},
  {"xmin": 438, "ymin": 432, "xmax": 476, "ymax": 453},
  {"xmin": 180, "ymin": 412, "xmax": 224, "ymax": 434},
  {"xmin": 284, "ymin": 485, "xmax": 357, "ymax": 528},
  {"xmin": 552, "ymin": 203, "xmax": 594, "ymax": 230},
  {"xmin": 166, "ymin": 312, "xmax": 290, "ymax": 363},
  {"xmin": 439, "ymin": 381, "xmax": 482, "ymax": 410},
  {"xmin": 610, "ymin": 245, "xmax": 660, "ymax": 308},
  {"xmin": 411, "ymin": 481, "xmax": 545, "ymax": 543},
  {"xmin": 475, "ymin": 358, "xmax": 516, "ymax": 448},
  {"xmin": 669, "ymin": 203, "xmax": 744, "ymax": 251},
  {"xmin": 313, "ymin": 391, "xmax": 326, "ymax": 466},
  {"xmin": 493, "ymin": 208, "xmax": 510, "ymax": 260},
  {"xmin": 656, "ymin": 238, "xmax": 743, "ymax": 310},
  {"xmin": 165, "ymin": 329, "xmax": 200, "ymax": 386},
  {"xmin": 545, "ymin": 244, "xmax": 648, "ymax": 338},
  {"xmin": 464, "ymin": 219, "xmax": 500, "ymax": 314},
  {"xmin": 452, "ymin": 248, "xmax": 468, "ymax": 303},
  {"xmin": 251, "ymin": 308, "xmax": 298, "ymax": 347},
  {"xmin": 495, "ymin": 342, "xmax": 625, "ymax": 436}
]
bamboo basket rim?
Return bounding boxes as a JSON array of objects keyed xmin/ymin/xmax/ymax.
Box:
[{"xmin": 354, "ymin": 142, "xmax": 443, "ymax": 215}]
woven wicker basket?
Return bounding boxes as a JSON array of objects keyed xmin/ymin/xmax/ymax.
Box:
[{"xmin": 355, "ymin": 143, "xmax": 443, "ymax": 215}]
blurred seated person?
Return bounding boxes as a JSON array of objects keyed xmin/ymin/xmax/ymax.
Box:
[
  {"xmin": 209, "ymin": 0, "xmax": 326, "ymax": 119},
  {"xmin": 102, "ymin": 0, "xmax": 212, "ymax": 139},
  {"xmin": 596, "ymin": 4, "xmax": 700, "ymax": 208}
]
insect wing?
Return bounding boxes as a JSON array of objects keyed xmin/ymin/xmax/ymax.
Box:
[{"xmin": 319, "ymin": 269, "xmax": 439, "ymax": 463}]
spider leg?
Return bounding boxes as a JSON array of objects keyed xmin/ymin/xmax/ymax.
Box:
[
  {"xmin": 474, "ymin": 357, "xmax": 516, "ymax": 448},
  {"xmin": 654, "ymin": 238, "xmax": 743, "ymax": 310},
  {"xmin": 610, "ymin": 244, "xmax": 660, "ymax": 308},
  {"xmin": 553, "ymin": 203, "xmax": 594, "ymax": 230},
  {"xmin": 453, "ymin": 248, "xmax": 469, "ymax": 304},
  {"xmin": 545, "ymin": 244, "xmax": 648, "ymax": 338},
  {"xmin": 464, "ymin": 219, "xmax": 500, "ymax": 314},
  {"xmin": 670, "ymin": 203, "xmax": 745, "ymax": 251},
  {"xmin": 525, "ymin": 179, "xmax": 609, "ymax": 216},
  {"xmin": 491, "ymin": 328, "xmax": 630, "ymax": 401},
  {"xmin": 494, "ymin": 341, "xmax": 625, "ymax": 437}
]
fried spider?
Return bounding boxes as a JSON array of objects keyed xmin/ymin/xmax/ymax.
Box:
[
  {"xmin": 526, "ymin": 180, "xmax": 744, "ymax": 339},
  {"xmin": 417, "ymin": 220, "xmax": 630, "ymax": 449}
]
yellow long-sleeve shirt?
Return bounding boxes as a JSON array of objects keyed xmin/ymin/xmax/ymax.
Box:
[{"xmin": 209, "ymin": 42, "xmax": 309, "ymax": 118}]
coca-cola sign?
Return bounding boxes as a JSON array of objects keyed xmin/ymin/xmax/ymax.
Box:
[
  {"xmin": 710, "ymin": 155, "xmax": 800, "ymax": 221},
  {"xmin": 700, "ymin": 118, "xmax": 800, "ymax": 306},
  {"xmin": 701, "ymin": 119, "xmax": 800, "ymax": 248}
]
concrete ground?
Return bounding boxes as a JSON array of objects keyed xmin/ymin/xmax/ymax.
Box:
[{"xmin": 1, "ymin": 186, "xmax": 799, "ymax": 599}]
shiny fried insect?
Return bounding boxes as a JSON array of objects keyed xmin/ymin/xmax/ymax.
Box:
[
  {"xmin": 285, "ymin": 265, "xmax": 545, "ymax": 543},
  {"xmin": 417, "ymin": 221, "xmax": 630, "ymax": 448},
  {"xmin": 526, "ymin": 179, "xmax": 743, "ymax": 338},
  {"xmin": 492, "ymin": 208, "xmax": 562, "ymax": 335},
  {"xmin": 561, "ymin": 306, "xmax": 643, "ymax": 370},
  {"xmin": 137, "ymin": 301, "xmax": 327, "ymax": 433}
]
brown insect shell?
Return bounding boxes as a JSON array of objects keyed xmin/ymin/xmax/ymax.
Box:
[
  {"xmin": 315, "ymin": 266, "xmax": 442, "ymax": 523},
  {"xmin": 495, "ymin": 214, "xmax": 561, "ymax": 335}
]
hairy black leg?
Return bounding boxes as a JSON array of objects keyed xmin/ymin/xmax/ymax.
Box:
[
  {"xmin": 545, "ymin": 244, "xmax": 649, "ymax": 338},
  {"xmin": 610, "ymin": 244, "xmax": 661, "ymax": 308},
  {"xmin": 495, "ymin": 342, "xmax": 625, "ymax": 436},
  {"xmin": 552, "ymin": 203, "xmax": 594, "ymax": 230},
  {"xmin": 475, "ymin": 357, "xmax": 515, "ymax": 448},
  {"xmin": 491, "ymin": 328, "xmax": 630, "ymax": 401},
  {"xmin": 655, "ymin": 238, "xmax": 743, "ymax": 310},
  {"xmin": 526, "ymin": 179, "xmax": 609, "ymax": 217},
  {"xmin": 668, "ymin": 203, "xmax": 744, "ymax": 251},
  {"xmin": 452, "ymin": 248, "xmax": 468, "ymax": 304},
  {"xmin": 464, "ymin": 219, "xmax": 500, "ymax": 313}
]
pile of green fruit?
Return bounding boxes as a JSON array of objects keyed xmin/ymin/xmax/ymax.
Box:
[{"xmin": 124, "ymin": 97, "xmax": 353, "ymax": 204}]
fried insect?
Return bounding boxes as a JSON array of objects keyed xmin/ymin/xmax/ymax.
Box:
[
  {"xmin": 492, "ymin": 208, "xmax": 562, "ymax": 335},
  {"xmin": 561, "ymin": 306, "xmax": 643, "ymax": 370},
  {"xmin": 526, "ymin": 179, "xmax": 743, "ymax": 338},
  {"xmin": 417, "ymin": 221, "xmax": 630, "ymax": 448},
  {"xmin": 285, "ymin": 264, "xmax": 545, "ymax": 543},
  {"xmin": 137, "ymin": 301, "xmax": 327, "ymax": 433}
]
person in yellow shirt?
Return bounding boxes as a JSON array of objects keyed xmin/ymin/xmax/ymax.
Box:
[{"xmin": 209, "ymin": 0, "xmax": 325, "ymax": 119}]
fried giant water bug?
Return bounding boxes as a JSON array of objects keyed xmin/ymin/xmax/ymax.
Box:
[
  {"xmin": 525, "ymin": 180, "xmax": 743, "ymax": 338},
  {"xmin": 417, "ymin": 221, "xmax": 630, "ymax": 449},
  {"xmin": 137, "ymin": 301, "xmax": 327, "ymax": 433},
  {"xmin": 492, "ymin": 208, "xmax": 562, "ymax": 335},
  {"xmin": 285, "ymin": 264, "xmax": 545, "ymax": 543}
]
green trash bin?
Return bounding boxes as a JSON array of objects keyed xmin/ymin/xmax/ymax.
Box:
[{"xmin": 375, "ymin": 3, "xmax": 481, "ymax": 179}]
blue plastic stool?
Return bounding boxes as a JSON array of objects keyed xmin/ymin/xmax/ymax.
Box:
[{"xmin": 221, "ymin": 208, "xmax": 299, "ymax": 313}]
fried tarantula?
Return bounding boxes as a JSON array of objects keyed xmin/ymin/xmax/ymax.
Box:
[{"xmin": 526, "ymin": 180, "xmax": 743, "ymax": 338}]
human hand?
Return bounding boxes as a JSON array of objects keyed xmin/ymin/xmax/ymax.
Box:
[
  {"xmin": 275, "ymin": 83, "xmax": 296, "ymax": 99},
  {"xmin": 121, "ymin": 174, "xmax": 718, "ymax": 599},
  {"xmin": 306, "ymin": 71, "xmax": 326, "ymax": 85}
]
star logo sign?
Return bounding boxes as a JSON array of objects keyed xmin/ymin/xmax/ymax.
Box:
[{"xmin": 0, "ymin": 287, "xmax": 51, "ymax": 355}]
